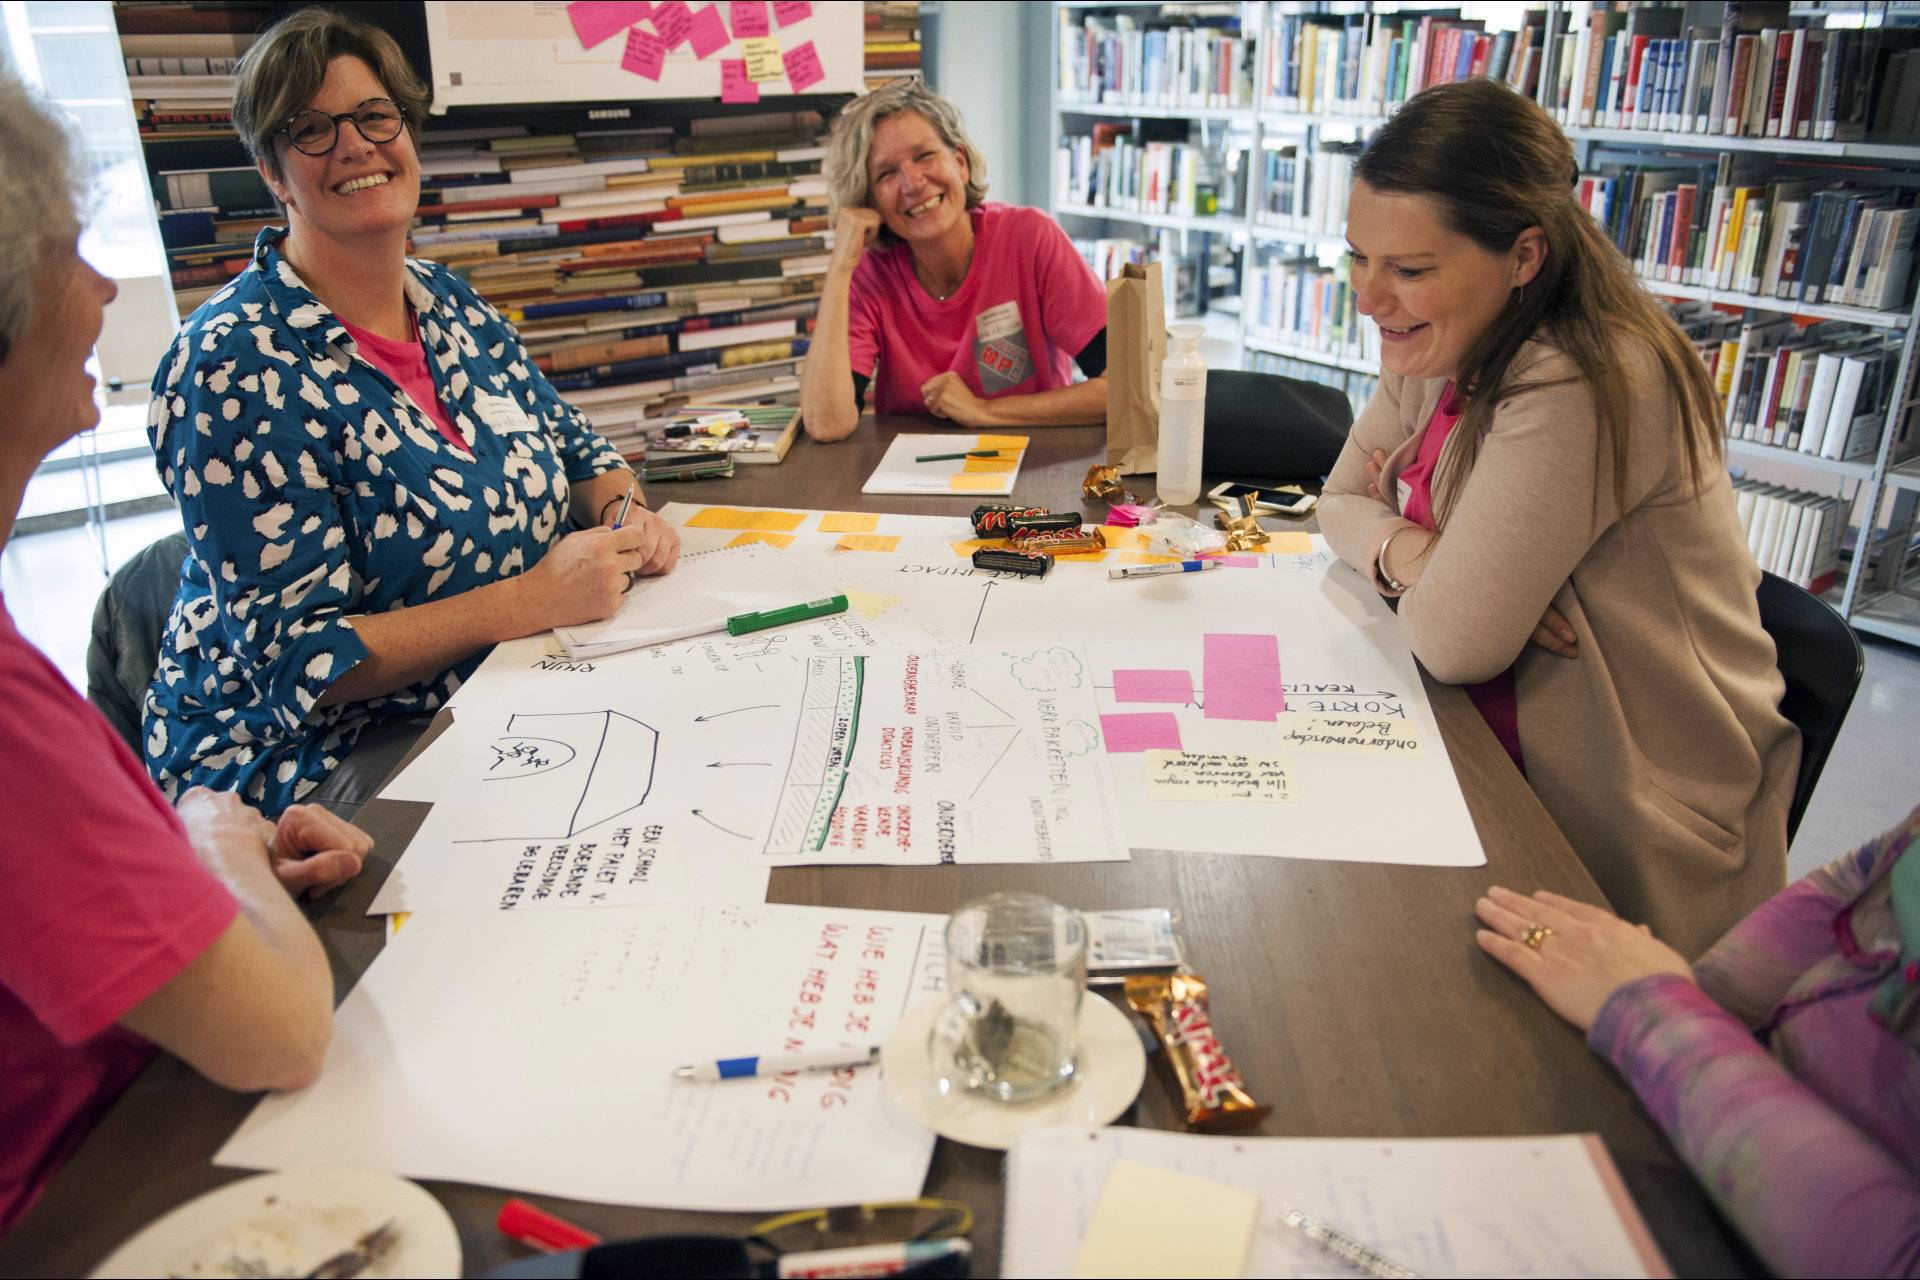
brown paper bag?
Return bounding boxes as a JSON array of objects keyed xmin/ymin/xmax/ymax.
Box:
[{"xmin": 1105, "ymin": 261, "xmax": 1165, "ymax": 474}]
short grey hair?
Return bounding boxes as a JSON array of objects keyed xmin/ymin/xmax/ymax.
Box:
[
  {"xmin": 825, "ymin": 80, "xmax": 988, "ymax": 250},
  {"xmin": 0, "ymin": 70, "xmax": 85, "ymax": 365}
]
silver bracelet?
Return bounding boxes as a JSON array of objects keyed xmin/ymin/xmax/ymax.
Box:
[{"xmin": 1377, "ymin": 527, "xmax": 1415, "ymax": 594}]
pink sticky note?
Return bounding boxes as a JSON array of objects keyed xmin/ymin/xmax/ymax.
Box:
[
  {"xmin": 772, "ymin": 0, "xmax": 811, "ymax": 26},
  {"xmin": 568, "ymin": 0, "xmax": 653, "ymax": 49},
  {"xmin": 783, "ymin": 38, "xmax": 823, "ymax": 92},
  {"xmin": 1202, "ymin": 632, "xmax": 1286, "ymax": 720},
  {"xmin": 621, "ymin": 26, "xmax": 666, "ymax": 78},
  {"xmin": 688, "ymin": 3, "xmax": 730, "ymax": 57},
  {"xmin": 720, "ymin": 58, "xmax": 760, "ymax": 102},
  {"xmin": 1100, "ymin": 713, "xmax": 1183, "ymax": 754},
  {"xmin": 1113, "ymin": 670, "xmax": 1195, "ymax": 704},
  {"xmin": 650, "ymin": 0, "xmax": 695, "ymax": 47},
  {"xmin": 730, "ymin": 0, "xmax": 769, "ymax": 38},
  {"xmin": 1221, "ymin": 554, "xmax": 1260, "ymax": 567}
]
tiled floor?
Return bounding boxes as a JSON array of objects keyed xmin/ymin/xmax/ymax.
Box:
[{"xmin": 3, "ymin": 506, "xmax": 1915, "ymax": 884}]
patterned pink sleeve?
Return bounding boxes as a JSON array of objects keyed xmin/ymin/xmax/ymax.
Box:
[{"xmin": 1591, "ymin": 974, "xmax": 1920, "ymax": 1277}]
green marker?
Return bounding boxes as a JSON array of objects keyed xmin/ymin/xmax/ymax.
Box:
[
  {"xmin": 727, "ymin": 594, "xmax": 850, "ymax": 635},
  {"xmin": 915, "ymin": 449, "xmax": 1004, "ymax": 462}
]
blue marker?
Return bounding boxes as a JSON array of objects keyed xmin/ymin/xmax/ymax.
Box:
[{"xmin": 673, "ymin": 1045, "xmax": 881, "ymax": 1082}]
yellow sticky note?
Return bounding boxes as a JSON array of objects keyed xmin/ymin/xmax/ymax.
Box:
[
  {"xmin": 1275, "ymin": 712, "xmax": 1425, "ymax": 755},
  {"xmin": 818, "ymin": 511, "xmax": 880, "ymax": 533},
  {"xmin": 741, "ymin": 36, "xmax": 783, "ymax": 81},
  {"xmin": 1119, "ymin": 551, "xmax": 1183, "ymax": 565},
  {"xmin": 843, "ymin": 588, "xmax": 900, "ymax": 620},
  {"xmin": 948, "ymin": 474, "xmax": 1007, "ymax": 492},
  {"xmin": 835, "ymin": 533, "xmax": 900, "ymax": 552},
  {"xmin": 1268, "ymin": 531, "xmax": 1314, "ymax": 554},
  {"xmin": 1142, "ymin": 751, "xmax": 1296, "ymax": 804},
  {"xmin": 1069, "ymin": 1160, "xmax": 1259, "ymax": 1279},
  {"xmin": 727, "ymin": 530, "xmax": 796, "ymax": 548},
  {"xmin": 952, "ymin": 539, "xmax": 1003, "ymax": 557},
  {"xmin": 961, "ymin": 455, "xmax": 1019, "ymax": 473},
  {"xmin": 1098, "ymin": 526, "xmax": 1151, "ymax": 550},
  {"xmin": 685, "ymin": 507, "xmax": 808, "ymax": 532},
  {"xmin": 386, "ymin": 912, "xmax": 412, "ymax": 938},
  {"xmin": 1053, "ymin": 550, "xmax": 1108, "ymax": 563},
  {"xmin": 540, "ymin": 635, "xmax": 568, "ymax": 657},
  {"xmin": 975, "ymin": 434, "xmax": 1029, "ymax": 451}
]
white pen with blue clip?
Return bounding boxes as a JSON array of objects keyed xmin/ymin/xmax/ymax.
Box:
[
  {"xmin": 673, "ymin": 1045, "xmax": 881, "ymax": 1082},
  {"xmin": 1108, "ymin": 559, "xmax": 1225, "ymax": 580}
]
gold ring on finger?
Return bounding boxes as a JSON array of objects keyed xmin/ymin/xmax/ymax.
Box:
[{"xmin": 1521, "ymin": 923, "xmax": 1553, "ymax": 950}]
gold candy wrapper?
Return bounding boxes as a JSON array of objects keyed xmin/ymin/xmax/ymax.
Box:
[
  {"xmin": 1083, "ymin": 464, "xmax": 1131, "ymax": 503},
  {"xmin": 1009, "ymin": 528, "xmax": 1108, "ymax": 555},
  {"xmin": 1213, "ymin": 510, "xmax": 1271, "ymax": 551},
  {"xmin": 1125, "ymin": 972, "xmax": 1272, "ymax": 1131}
]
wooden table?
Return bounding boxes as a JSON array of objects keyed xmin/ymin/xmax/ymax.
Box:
[{"xmin": 0, "ymin": 418, "xmax": 1760, "ymax": 1278}]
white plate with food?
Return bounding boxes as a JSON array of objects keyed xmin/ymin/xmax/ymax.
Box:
[{"xmin": 90, "ymin": 1167, "xmax": 460, "ymax": 1279}]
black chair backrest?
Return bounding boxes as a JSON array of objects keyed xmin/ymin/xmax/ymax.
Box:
[
  {"xmin": 1201, "ymin": 369, "xmax": 1353, "ymax": 482},
  {"xmin": 1754, "ymin": 570, "xmax": 1865, "ymax": 843},
  {"xmin": 86, "ymin": 530, "xmax": 190, "ymax": 753}
]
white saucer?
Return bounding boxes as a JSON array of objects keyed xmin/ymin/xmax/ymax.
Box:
[
  {"xmin": 883, "ymin": 994, "xmax": 1148, "ymax": 1150},
  {"xmin": 90, "ymin": 1167, "xmax": 461, "ymax": 1279}
]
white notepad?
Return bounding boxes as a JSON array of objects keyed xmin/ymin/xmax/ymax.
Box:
[
  {"xmin": 1002, "ymin": 1127, "xmax": 1672, "ymax": 1279},
  {"xmin": 552, "ymin": 543, "xmax": 838, "ymax": 659},
  {"xmin": 860, "ymin": 433, "xmax": 1030, "ymax": 497}
]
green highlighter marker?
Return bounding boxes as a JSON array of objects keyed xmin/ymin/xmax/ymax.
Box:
[{"xmin": 727, "ymin": 594, "xmax": 850, "ymax": 635}]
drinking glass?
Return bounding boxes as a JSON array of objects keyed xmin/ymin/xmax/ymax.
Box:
[{"xmin": 929, "ymin": 893, "xmax": 1087, "ymax": 1103}]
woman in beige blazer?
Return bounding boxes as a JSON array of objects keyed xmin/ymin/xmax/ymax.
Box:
[{"xmin": 1319, "ymin": 79, "xmax": 1799, "ymax": 959}]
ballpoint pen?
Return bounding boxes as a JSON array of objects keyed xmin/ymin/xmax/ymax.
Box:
[
  {"xmin": 915, "ymin": 450, "xmax": 1004, "ymax": 462},
  {"xmin": 1107, "ymin": 560, "xmax": 1225, "ymax": 580},
  {"xmin": 610, "ymin": 484, "xmax": 636, "ymax": 529},
  {"xmin": 1276, "ymin": 1204, "xmax": 1423, "ymax": 1279},
  {"xmin": 673, "ymin": 1046, "xmax": 881, "ymax": 1082}
]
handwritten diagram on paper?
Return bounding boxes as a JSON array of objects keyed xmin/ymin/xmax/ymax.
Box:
[
  {"xmin": 218, "ymin": 904, "xmax": 947, "ymax": 1212},
  {"xmin": 759, "ymin": 646, "xmax": 1127, "ymax": 866}
]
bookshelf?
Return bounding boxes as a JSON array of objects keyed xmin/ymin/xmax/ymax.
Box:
[{"xmin": 1051, "ymin": 1, "xmax": 1920, "ymax": 647}]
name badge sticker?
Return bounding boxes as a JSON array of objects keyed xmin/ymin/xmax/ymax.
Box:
[
  {"xmin": 973, "ymin": 300, "xmax": 1032, "ymax": 394},
  {"xmin": 474, "ymin": 393, "xmax": 537, "ymax": 434}
]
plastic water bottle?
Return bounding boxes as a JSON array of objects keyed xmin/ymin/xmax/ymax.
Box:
[{"xmin": 1156, "ymin": 323, "xmax": 1208, "ymax": 505}]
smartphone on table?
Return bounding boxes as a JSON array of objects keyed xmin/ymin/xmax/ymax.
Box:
[{"xmin": 1206, "ymin": 481, "xmax": 1317, "ymax": 516}]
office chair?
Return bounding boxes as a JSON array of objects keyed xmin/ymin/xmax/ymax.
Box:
[
  {"xmin": 86, "ymin": 530, "xmax": 189, "ymax": 753},
  {"xmin": 1201, "ymin": 369, "xmax": 1354, "ymax": 482},
  {"xmin": 1755, "ymin": 570, "xmax": 1865, "ymax": 843}
]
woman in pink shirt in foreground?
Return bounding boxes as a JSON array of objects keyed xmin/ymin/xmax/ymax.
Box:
[
  {"xmin": 0, "ymin": 71, "xmax": 371, "ymax": 1237},
  {"xmin": 799, "ymin": 79, "xmax": 1110, "ymax": 440}
]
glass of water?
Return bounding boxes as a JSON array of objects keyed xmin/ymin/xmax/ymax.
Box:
[{"xmin": 930, "ymin": 893, "xmax": 1087, "ymax": 1103}]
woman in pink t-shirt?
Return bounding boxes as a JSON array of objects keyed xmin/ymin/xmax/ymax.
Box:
[
  {"xmin": 0, "ymin": 71, "xmax": 372, "ymax": 1236},
  {"xmin": 799, "ymin": 80, "xmax": 1110, "ymax": 440}
]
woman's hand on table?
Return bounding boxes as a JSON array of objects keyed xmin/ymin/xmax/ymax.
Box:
[
  {"xmin": 514, "ymin": 522, "xmax": 675, "ymax": 628},
  {"xmin": 1474, "ymin": 886, "xmax": 1694, "ymax": 1032},
  {"xmin": 269, "ymin": 803, "xmax": 373, "ymax": 897},
  {"xmin": 920, "ymin": 371, "xmax": 993, "ymax": 426},
  {"xmin": 610, "ymin": 505, "xmax": 681, "ymax": 578}
]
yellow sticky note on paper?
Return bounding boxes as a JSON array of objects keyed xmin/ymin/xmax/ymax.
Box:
[
  {"xmin": 1098, "ymin": 526, "xmax": 1152, "ymax": 551},
  {"xmin": 844, "ymin": 588, "xmax": 900, "ymax": 620},
  {"xmin": 1053, "ymin": 550, "xmax": 1108, "ymax": 563},
  {"xmin": 1268, "ymin": 531, "xmax": 1314, "ymax": 554},
  {"xmin": 1069, "ymin": 1159, "xmax": 1259, "ymax": 1279},
  {"xmin": 1142, "ymin": 751, "xmax": 1296, "ymax": 804},
  {"xmin": 818, "ymin": 511, "xmax": 880, "ymax": 533},
  {"xmin": 728, "ymin": 530, "xmax": 796, "ymax": 548},
  {"xmin": 1119, "ymin": 551, "xmax": 1183, "ymax": 565},
  {"xmin": 685, "ymin": 507, "xmax": 808, "ymax": 532},
  {"xmin": 961, "ymin": 456, "xmax": 1019, "ymax": 473},
  {"xmin": 1275, "ymin": 712, "xmax": 1425, "ymax": 755},
  {"xmin": 948, "ymin": 474, "xmax": 1007, "ymax": 492},
  {"xmin": 835, "ymin": 533, "xmax": 900, "ymax": 552},
  {"xmin": 975, "ymin": 434, "xmax": 1029, "ymax": 452},
  {"xmin": 952, "ymin": 539, "xmax": 1002, "ymax": 557},
  {"xmin": 741, "ymin": 36, "xmax": 783, "ymax": 81}
]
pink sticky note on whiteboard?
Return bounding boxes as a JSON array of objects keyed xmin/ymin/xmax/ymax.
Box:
[
  {"xmin": 1113, "ymin": 670, "xmax": 1195, "ymax": 704},
  {"xmin": 621, "ymin": 27, "xmax": 666, "ymax": 78},
  {"xmin": 1100, "ymin": 713, "xmax": 1183, "ymax": 754},
  {"xmin": 783, "ymin": 38, "xmax": 823, "ymax": 91},
  {"xmin": 720, "ymin": 58, "xmax": 760, "ymax": 102},
  {"xmin": 772, "ymin": 0, "xmax": 811, "ymax": 26},
  {"xmin": 650, "ymin": 0, "xmax": 695, "ymax": 47},
  {"xmin": 687, "ymin": 3, "xmax": 730, "ymax": 58},
  {"xmin": 568, "ymin": 1, "xmax": 653, "ymax": 49},
  {"xmin": 730, "ymin": 0, "xmax": 769, "ymax": 38}
]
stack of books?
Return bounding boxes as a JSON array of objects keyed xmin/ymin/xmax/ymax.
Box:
[
  {"xmin": 117, "ymin": 1, "xmax": 259, "ymax": 146},
  {"xmin": 408, "ymin": 110, "xmax": 831, "ymax": 458},
  {"xmin": 1056, "ymin": 9, "xmax": 1256, "ymax": 109},
  {"xmin": 643, "ymin": 403, "xmax": 802, "ymax": 465},
  {"xmin": 155, "ymin": 164, "xmax": 277, "ymax": 314},
  {"xmin": 863, "ymin": 0, "xmax": 921, "ymax": 89}
]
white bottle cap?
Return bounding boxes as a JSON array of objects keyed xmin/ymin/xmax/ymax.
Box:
[{"xmin": 1168, "ymin": 322, "xmax": 1205, "ymax": 350}]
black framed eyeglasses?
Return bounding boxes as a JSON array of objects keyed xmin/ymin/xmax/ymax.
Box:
[{"xmin": 277, "ymin": 97, "xmax": 405, "ymax": 156}]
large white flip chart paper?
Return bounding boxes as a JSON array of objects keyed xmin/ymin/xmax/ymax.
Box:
[{"xmin": 218, "ymin": 904, "xmax": 946, "ymax": 1212}]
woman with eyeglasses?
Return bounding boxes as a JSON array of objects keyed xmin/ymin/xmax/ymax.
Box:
[
  {"xmin": 141, "ymin": 9, "xmax": 680, "ymax": 814},
  {"xmin": 798, "ymin": 80, "xmax": 1110, "ymax": 441}
]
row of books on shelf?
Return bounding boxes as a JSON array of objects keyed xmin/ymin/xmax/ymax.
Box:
[
  {"xmin": 1708, "ymin": 311, "xmax": 1901, "ymax": 462},
  {"xmin": 1070, "ymin": 234, "xmax": 1209, "ymax": 318},
  {"xmin": 1055, "ymin": 129, "xmax": 1233, "ymax": 219},
  {"xmin": 1734, "ymin": 479, "xmax": 1846, "ymax": 593},
  {"xmin": 1253, "ymin": 141, "xmax": 1355, "ymax": 238},
  {"xmin": 1244, "ymin": 348, "xmax": 1376, "ymax": 417},
  {"xmin": 1056, "ymin": 9, "xmax": 1256, "ymax": 110},
  {"xmin": 1266, "ymin": 7, "xmax": 1551, "ymax": 118},
  {"xmin": 1242, "ymin": 256, "xmax": 1380, "ymax": 368},
  {"xmin": 1586, "ymin": 157, "xmax": 1920, "ymax": 312}
]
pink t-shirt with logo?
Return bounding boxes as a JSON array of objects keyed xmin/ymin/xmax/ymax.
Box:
[
  {"xmin": 1395, "ymin": 385, "xmax": 1525, "ymax": 772},
  {"xmin": 846, "ymin": 203, "xmax": 1107, "ymax": 415},
  {"xmin": 0, "ymin": 598, "xmax": 237, "ymax": 1235},
  {"xmin": 339, "ymin": 315, "xmax": 463, "ymax": 450}
]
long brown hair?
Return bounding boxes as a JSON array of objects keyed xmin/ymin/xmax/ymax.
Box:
[{"xmin": 1352, "ymin": 78, "xmax": 1722, "ymax": 529}]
